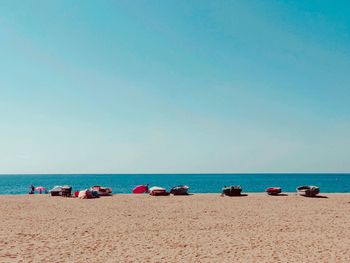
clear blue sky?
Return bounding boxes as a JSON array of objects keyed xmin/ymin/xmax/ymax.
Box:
[{"xmin": 1, "ymin": 0, "xmax": 349, "ymax": 173}]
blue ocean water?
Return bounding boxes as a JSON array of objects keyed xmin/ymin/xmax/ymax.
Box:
[{"xmin": 0, "ymin": 173, "xmax": 349, "ymax": 195}]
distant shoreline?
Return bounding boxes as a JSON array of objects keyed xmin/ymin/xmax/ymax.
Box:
[{"xmin": 1, "ymin": 173, "xmax": 349, "ymax": 194}]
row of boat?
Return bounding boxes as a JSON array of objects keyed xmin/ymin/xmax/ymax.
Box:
[
  {"xmin": 49, "ymin": 185, "xmax": 112, "ymax": 198},
  {"xmin": 222, "ymin": 185, "xmax": 320, "ymax": 197},
  {"xmin": 133, "ymin": 185, "xmax": 189, "ymax": 196},
  {"xmin": 45, "ymin": 185, "xmax": 189, "ymax": 198},
  {"xmin": 35, "ymin": 184, "xmax": 320, "ymax": 198},
  {"xmin": 135, "ymin": 185, "xmax": 320, "ymax": 197},
  {"xmin": 268, "ymin": 185, "xmax": 320, "ymax": 197}
]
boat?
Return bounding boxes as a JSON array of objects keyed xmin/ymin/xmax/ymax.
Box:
[
  {"xmin": 132, "ymin": 184, "xmax": 149, "ymax": 194},
  {"xmin": 297, "ymin": 186, "xmax": 320, "ymax": 197},
  {"xmin": 149, "ymin": 186, "xmax": 170, "ymax": 196},
  {"xmin": 170, "ymin": 185, "xmax": 189, "ymax": 195},
  {"xmin": 50, "ymin": 185, "xmax": 72, "ymax": 197},
  {"xmin": 61, "ymin": 185, "xmax": 72, "ymax": 197},
  {"xmin": 50, "ymin": 186, "xmax": 63, "ymax": 196},
  {"xmin": 90, "ymin": 185, "xmax": 112, "ymax": 196},
  {"xmin": 266, "ymin": 187, "xmax": 282, "ymax": 195},
  {"xmin": 222, "ymin": 185, "xmax": 242, "ymax": 196}
]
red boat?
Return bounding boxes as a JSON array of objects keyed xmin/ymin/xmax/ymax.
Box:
[
  {"xmin": 132, "ymin": 184, "xmax": 149, "ymax": 194},
  {"xmin": 266, "ymin": 187, "xmax": 282, "ymax": 195}
]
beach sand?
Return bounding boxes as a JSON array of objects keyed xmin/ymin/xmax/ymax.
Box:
[{"xmin": 0, "ymin": 194, "xmax": 349, "ymax": 263}]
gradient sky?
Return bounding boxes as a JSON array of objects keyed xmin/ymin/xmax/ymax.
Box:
[{"xmin": 1, "ymin": 0, "xmax": 350, "ymax": 173}]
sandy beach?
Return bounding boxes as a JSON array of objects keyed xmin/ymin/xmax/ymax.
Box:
[{"xmin": 0, "ymin": 194, "xmax": 349, "ymax": 263}]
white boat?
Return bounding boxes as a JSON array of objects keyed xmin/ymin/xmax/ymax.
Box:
[
  {"xmin": 297, "ymin": 186, "xmax": 319, "ymax": 197},
  {"xmin": 149, "ymin": 186, "xmax": 169, "ymax": 196}
]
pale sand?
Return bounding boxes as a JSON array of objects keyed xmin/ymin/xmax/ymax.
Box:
[{"xmin": 0, "ymin": 194, "xmax": 349, "ymax": 263}]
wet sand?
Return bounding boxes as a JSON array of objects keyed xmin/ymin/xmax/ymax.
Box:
[{"xmin": 0, "ymin": 194, "xmax": 349, "ymax": 262}]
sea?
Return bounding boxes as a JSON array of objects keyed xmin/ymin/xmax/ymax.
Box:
[{"xmin": 0, "ymin": 173, "xmax": 349, "ymax": 195}]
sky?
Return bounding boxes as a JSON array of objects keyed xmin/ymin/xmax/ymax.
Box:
[{"xmin": 0, "ymin": 0, "xmax": 350, "ymax": 173}]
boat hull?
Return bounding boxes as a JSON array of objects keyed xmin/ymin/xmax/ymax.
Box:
[
  {"xmin": 150, "ymin": 190, "xmax": 170, "ymax": 196},
  {"xmin": 297, "ymin": 186, "xmax": 319, "ymax": 197},
  {"xmin": 266, "ymin": 187, "xmax": 282, "ymax": 195},
  {"xmin": 222, "ymin": 186, "xmax": 242, "ymax": 196},
  {"xmin": 170, "ymin": 185, "xmax": 189, "ymax": 195},
  {"xmin": 91, "ymin": 186, "xmax": 112, "ymax": 196}
]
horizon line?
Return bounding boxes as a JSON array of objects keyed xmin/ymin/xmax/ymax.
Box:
[{"xmin": 0, "ymin": 172, "xmax": 349, "ymax": 175}]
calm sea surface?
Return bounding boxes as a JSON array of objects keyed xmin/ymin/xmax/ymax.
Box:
[{"xmin": 0, "ymin": 173, "xmax": 349, "ymax": 195}]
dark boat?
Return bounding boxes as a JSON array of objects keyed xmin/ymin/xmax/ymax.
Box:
[
  {"xmin": 50, "ymin": 185, "xmax": 72, "ymax": 197},
  {"xmin": 266, "ymin": 187, "xmax": 282, "ymax": 195},
  {"xmin": 90, "ymin": 185, "xmax": 112, "ymax": 196},
  {"xmin": 170, "ymin": 185, "xmax": 189, "ymax": 195},
  {"xmin": 61, "ymin": 185, "xmax": 72, "ymax": 197},
  {"xmin": 297, "ymin": 186, "xmax": 320, "ymax": 197},
  {"xmin": 222, "ymin": 185, "xmax": 242, "ymax": 196},
  {"xmin": 50, "ymin": 186, "xmax": 63, "ymax": 196}
]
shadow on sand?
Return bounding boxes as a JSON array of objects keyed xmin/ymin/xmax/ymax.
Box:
[
  {"xmin": 221, "ymin": 194, "xmax": 248, "ymax": 197},
  {"xmin": 267, "ymin": 193, "xmax": 289, "ymax": 196},
  {"xmin": 301, "ymin": 195, "xmax": 328, "ymax": 199}
]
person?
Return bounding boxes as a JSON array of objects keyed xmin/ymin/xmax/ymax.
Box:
[{"xmin": 29, "ymin": 185, "xmax": 35, "ymax": 194}]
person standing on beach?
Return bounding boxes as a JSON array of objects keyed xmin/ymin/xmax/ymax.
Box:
[{"xmin": 29, "ymin": 185, "xmax": 35, "ymax": 194}]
